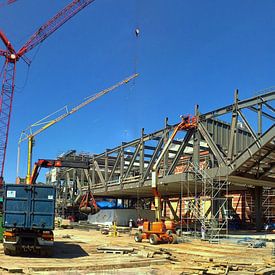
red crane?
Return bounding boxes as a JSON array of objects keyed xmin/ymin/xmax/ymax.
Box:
[
  {"xmin": 0, "ymin": 1, "xmax": 17, "ymax": 8},
  {"xmin": 0, "ymin": 0, "xmax": 95, "ymax": 184}
]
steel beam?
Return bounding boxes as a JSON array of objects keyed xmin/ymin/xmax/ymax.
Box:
[
  {"xmin": 94, "ymin": 160, "xmax": 106, "ymax": 186},
  {"xmin": 108, "ymin": 151, "xmax": 121, "ymax": 181},
  {"xmin": 230, "ymin": 125, "xmax": 275, "ymax": 170},
  {"xmin": 199, "ymin": 91, "xmax": 275, "ymax": 121},
  {"xmin": 142, "ymin": 136, "xmax": 164, "ymax": 182},
  {"xmin": 124, "ymin": 143, "xmax": 141, "ymax": 179},
  {"xmin": 198, "ymin": 122, "xmax": 226, "ymax": 166},
  {"xmin": 167, "ymin": 129, "xmax": 195, "ymax": 175}
]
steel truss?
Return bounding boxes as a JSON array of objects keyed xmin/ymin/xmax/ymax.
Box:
[{"xmin": 47, "ymin": 90, "xmax": 274, "ymax": 231}]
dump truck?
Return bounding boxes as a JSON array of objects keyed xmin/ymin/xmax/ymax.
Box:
[
  {"xmin": 2, "ymin": 158, "xmax": 97, "ymax": 256},
  {"xmin": 3, "ymin": 183, "xmax": 55, "ymax": 256}
]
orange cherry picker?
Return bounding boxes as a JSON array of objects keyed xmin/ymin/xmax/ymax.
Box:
[{"xmin": 135, "ymin": 115, "xmax": 197, "ymax": 244}]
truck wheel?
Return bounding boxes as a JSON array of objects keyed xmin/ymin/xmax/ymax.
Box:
[
  {"xmin": 149, "ymin": 234, "xmax": 158, "ymax": 245},
  {"xmin": 134, "ymin": 232, "xmax": 142, "ymax": 242},
  {"xmin": 4, "ymin": 247, "xmax": 17, "ymax": 256},
  {"xmin": 4, "ymin": 247, "xmax": 10, "ymax": 255},
  {"xmin": 169, "ymin": 233, "xmax": 178, "ymax": 244}
]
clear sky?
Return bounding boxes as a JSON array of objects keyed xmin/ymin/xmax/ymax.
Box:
[{"xmin": 0, "ymin": 0, "xmax": 274, "ymax": 182}]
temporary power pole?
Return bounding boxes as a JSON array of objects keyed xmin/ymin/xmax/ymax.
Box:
[{"xmin": 17, "ymin": 73, "xmax": 138, "ymax": 183}]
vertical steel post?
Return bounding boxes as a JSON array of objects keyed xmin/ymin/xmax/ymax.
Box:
[
  {"xmin": 139, "ymin": 128, "xmax": 144, "ymax": 179},
  {"xmin": 105, "ymin": 150, "xmax": 108, "ymax": 182},
  {"xmin": 258, "ymin": 103, "xmax": 262, "ymax": 137},
  {"xmin": 193, "ymin": 105, "xmax": 200, "ymax": 167},
  {"xmin": 120, "ymin": 143, "xmax": 124, "ymax": 188},
  {"xmin": 164, "ymin": 117, "xmax": 169, "ymax": 175},
  {"xmin": 26, "ymin": 136, "xmax": 34, "ymax": 184},
  {"xmin": 228, "ymin": 89, "xmax": 239, "ymax": 162},
  {"xmin": 92, "ymin": 155, "xmax": 95, "ymax": 185}
]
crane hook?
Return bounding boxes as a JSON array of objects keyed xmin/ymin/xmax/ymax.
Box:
[{"xmin": 135, "ymin": 28, "xmax": 140, "ymax": 37}]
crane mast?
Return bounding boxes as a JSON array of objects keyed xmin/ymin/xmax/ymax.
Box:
[{"xmin": 0, "ymin": 0, "xmax": 95, "ymax": 184}]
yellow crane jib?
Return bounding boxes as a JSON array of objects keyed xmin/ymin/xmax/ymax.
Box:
[{"xmin": 17, "ymin": 73, "xmax": 139, "ymax": 184}]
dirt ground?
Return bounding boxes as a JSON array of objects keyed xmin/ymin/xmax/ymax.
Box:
[{"xmin": 0, "ymin": 227, "xmax": 274, "ymax": 274}]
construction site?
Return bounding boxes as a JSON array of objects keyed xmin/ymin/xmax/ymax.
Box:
[{"xmin": 0, "ymin": 1, "xmax": 274, "ymax": 275}]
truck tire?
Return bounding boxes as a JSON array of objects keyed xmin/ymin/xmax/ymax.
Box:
[
  {"xmin": 4, "ymin": 247, "xmax": 17, "ymax": 256},
  {"xmin": 134, "ymin": 232, "xmax": 142, "ymax": 242},
  {"xmin": 149, "ymin": 234, "xmax": 158, "ymax": 245},
  {"xmin": 4, "ymin": 247, "xmax": 10, "ymax": 255}
]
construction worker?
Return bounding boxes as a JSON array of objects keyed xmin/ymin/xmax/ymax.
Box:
[
  {"xmin": 129, "ymin": 219, "xmax": 133, "ymax": 236},
  {"xmin": 201, "ymin": 224, "xmax": 206, "ymax": 240}
]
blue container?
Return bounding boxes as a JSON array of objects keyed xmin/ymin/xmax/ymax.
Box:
[{"xmin": 3, "ymin": 184, "xmax": 55, "ymax": 230}]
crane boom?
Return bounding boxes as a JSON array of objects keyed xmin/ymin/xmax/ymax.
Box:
[
  {"xmin": 0, "ymin": 49, "xmax": 7, "ymax": 57},
  {"xmin": 0, "ymin": 0, "xmax": 95, "ymax": 183},
  {"xmin": 17, "ymin": 73, "xmax": 138, "ymax": 183},
  {"xmin": 19, "ymin": 73, "xmax": 138, "ymax": 143},
  {"xmin": 18, "ymin": 0, "xmax": 95, "ymax": 57},
  {"xmin": 30, "ymin": 159, "xmax": 90, "ymax": 185},
  {"xmin": 0, "ymin": 0, "xmax": 18, "ymax": 8}
]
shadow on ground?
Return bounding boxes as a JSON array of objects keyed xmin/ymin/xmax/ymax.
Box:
[{"xmin": 53, "ymin": 241, "xmax": 89, "ymax": 258}]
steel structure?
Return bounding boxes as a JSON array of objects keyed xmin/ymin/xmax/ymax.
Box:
[
  {"xmin": 0, "ymin": 0, "xmax": 95, "ymax": 183},
  {"xmin": 47, "ymin": 90, "xmax": 274, "ymax": 231}
]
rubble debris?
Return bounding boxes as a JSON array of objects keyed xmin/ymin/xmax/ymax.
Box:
[
  {"xmin": 248, "ymin": 240, "xmax": 266, "ymax": 248},
  {"xmin": 61, "ymin": 234, "xmax": 71, "ymax": 238}
]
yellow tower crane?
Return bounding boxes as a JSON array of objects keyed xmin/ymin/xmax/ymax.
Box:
[{"xmin": 17, "ymin": 73, "xmax": 138, "ymax": 184}]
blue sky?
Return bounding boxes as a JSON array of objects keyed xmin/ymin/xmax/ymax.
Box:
[{"xmin": 0, "ymin": 0, "xmax": 274, "ymax": 182}]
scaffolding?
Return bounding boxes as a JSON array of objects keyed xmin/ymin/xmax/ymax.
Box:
[
  {"xmin": 180, "ymin": 161, "xmax": 229, "ymax": 242},
  {"xmin": 263, "ymin": 188, "xmax": 275, "ymax": 221}
]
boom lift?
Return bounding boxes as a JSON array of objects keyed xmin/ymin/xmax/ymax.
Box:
[
  {"xmin": 17, "ymin": 74, "xmax": 138, "ymax": 184},
  {"xmin": 0, "ymin": 0, "xmax": 95, "ymax": 184},
  {"xmin": 152, "ymin": 115, "xmax": 197, "ymax": 221},
  {"xmin": 135, "ymin": 115, "xmax": 197, "ymax": 245}
]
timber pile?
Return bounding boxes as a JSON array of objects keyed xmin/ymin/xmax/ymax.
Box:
[
  {"xmin": 169, "ymin": 256, "xmax": 275, "ymax": 274},
  {"xmin": 1, "ymin": 228, "xmax": 274, "ymax": 274},
  {"xmin": 97, "ymin": 246, "xmax": 135, "ymax": 254},
  {"xmin": 131, "ymin": 240, "xmax": 275, "ymax": 274},
  {"xmin": 0, "ymin": 254, "xmax": 169, "ymax": 273}
]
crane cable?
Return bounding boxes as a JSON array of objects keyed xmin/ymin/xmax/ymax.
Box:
[
  {"xmin": 15, "ymin": 43, "xmax": 42, "ymax": 94},
  {"xmin": 134, "ymin": 0, "xmax": 140, "ymax": 218},
  {"xmin": 134, "ymin": 0, "xmax": 140, "ymax": 78}
]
